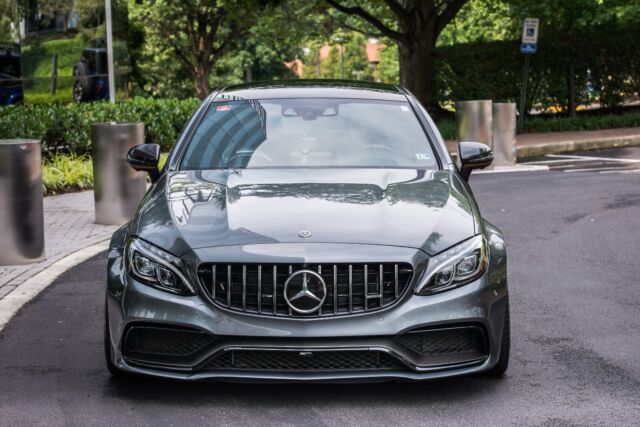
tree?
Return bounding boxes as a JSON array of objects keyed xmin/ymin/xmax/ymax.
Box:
[
  {"xmin": 325, "ymin": 0, "xmax": 468, "ymax": 113},
  {"xmin": 302, "ymin": 31, "xmax": 373, "ymax": 80},
  {"xmin": 131, "ymin": 0, "xmax": 275, "ymax": 99}
]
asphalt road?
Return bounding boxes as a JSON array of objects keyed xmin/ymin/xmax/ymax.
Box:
[{"xmin": 1, "ymin": 147, "xmax": 640, "ymax": 426}]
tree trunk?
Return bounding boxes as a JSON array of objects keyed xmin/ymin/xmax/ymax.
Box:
[
  {"xmin": 399, "ymin": 43, "xmax": 435, "ymax": 106},
  {"xmin": 194, "ymin": 64, "xmax": 211, "ymax": 100},
  {"xmin": 397, "ymin": 29, "xmax": 443, "ymax": 116}
]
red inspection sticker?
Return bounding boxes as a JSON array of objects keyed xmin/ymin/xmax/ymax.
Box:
[{"xmin": 216, "ymin": 105, "xmax": 232, "ymax": 111}]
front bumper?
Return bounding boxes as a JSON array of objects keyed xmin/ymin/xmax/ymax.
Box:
[{"xmin": 106, "ymin": 243, "xmax": 508, "ymax": 381}]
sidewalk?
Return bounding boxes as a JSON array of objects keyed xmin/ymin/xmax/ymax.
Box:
[
  {"xmin": 0, "ymin": 191, "xmax": 117, "ymax": 300},
  {"xmin": 446, "ymin": 127, "xmax": 640, "ymax": 159}
]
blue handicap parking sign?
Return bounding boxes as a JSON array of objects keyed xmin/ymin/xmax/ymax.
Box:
[{"xmin": 520, "ymin": 43, "xmax": 537, "ymax": 54}]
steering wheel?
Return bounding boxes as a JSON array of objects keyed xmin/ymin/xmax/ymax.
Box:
[{"xmin": 227, "ymin": 151, "xmax": 274, "ymax": 166}]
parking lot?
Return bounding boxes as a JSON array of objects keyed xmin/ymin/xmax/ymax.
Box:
[{"xmin": 1, "ymin": 147, "xmax": 639, "ymax": 426}]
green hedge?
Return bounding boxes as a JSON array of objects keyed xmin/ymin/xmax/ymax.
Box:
[
  {"xmin": 0, "ymin": 97, "xmax": 200, "ymax": 154},
  {"xmin": 435, "ymin": 27, "xmax": 640, "ymax": 113},
  {"xmin": 3, "ymin": 97, "xmax": 640, "ymax": 157}
]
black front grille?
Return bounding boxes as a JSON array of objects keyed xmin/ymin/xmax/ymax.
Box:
[
  {"xmin": 123, "ymin": 326, "xmax": 217, "ymax": 358},
  {"xmin": 197, "ymin": 263, "xmax": 413, "ymax": 317},
  {"xmin": 395, "ymin": 327, "xmax": 486, "ymax": 356},
  {"xmin": 202, "ymin": 350, "xmax": 404, "ymax": 372}
]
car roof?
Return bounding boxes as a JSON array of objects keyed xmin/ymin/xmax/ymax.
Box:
[{"xmin": 215, "ymin": 80, "xmax": 408, "ymax": 101}]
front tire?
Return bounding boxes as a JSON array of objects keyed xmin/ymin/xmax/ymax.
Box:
[{"xmin": 486, "ymin": 299, "xmax": 510, "ymax": 376}]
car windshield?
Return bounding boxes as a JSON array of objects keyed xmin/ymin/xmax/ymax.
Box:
[{"xmin": 180, "ymin": 98, "xmax": 438, "ymax": 170}]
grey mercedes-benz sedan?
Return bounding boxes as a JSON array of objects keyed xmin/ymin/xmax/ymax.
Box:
[{"xmin": 104, "ymin": 81, "xmax": 509, "ymax": 381}]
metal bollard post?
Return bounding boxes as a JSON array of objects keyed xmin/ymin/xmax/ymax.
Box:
[
  {"xmin": 492, "ymin": 103, "xmax": 517, "ymax": 166},
  {"xmin": 455, "ymin": 100, "xmax": 493, "ymax": 146},
  {"xmin": 0, "ymin": 140, "xmax": 44, "ymax": 265},
  {"xmin": 91, "ymin": 123, "xmax": 147, "ymax": 225}
]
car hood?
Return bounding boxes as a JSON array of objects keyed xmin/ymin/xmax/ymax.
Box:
[{"xmin": 132, "ymin": 168, "xmax": 478, "ymax": 256}]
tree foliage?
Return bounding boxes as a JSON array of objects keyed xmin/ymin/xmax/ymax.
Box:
[
  {"xmin": 324, "ymin": 0, "xmax": 469, "ymax": 112},
  {"xmin": 129, "ymin": 0, "xmax": 280, "ymax": 99}
]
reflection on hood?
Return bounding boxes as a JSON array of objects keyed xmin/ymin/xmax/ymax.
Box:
[
  {"xmin": 167, "ymin": 172, "xmax": 226, "ymax": 225},
  {"xmin": 141, "ymin": 168, "xmax": 476, "ymax": 255}
]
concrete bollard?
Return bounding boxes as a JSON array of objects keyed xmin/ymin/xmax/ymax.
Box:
[
  {"xmin": 0, "ymin": 140, "xmax": 45, "ymax": 265},
  {"xmin": 455, "ymin": 100, "xmax": 493, "ymax": 146},
  {"xmin": 492, "ymin": 103, "xmax": 517, "ymax": 166},
  {"xmin": 91, "ymin": 123, "xmax": 147, "ymax": 225}
]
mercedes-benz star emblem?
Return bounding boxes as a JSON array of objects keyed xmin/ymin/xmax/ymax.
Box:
[
  {"xmin": 299, "ymin": 230, "xmax": 312, "ymax": 238},
  {"xmin": 283, "ymin": 270, "xmax": 327, "ymax": 314}
]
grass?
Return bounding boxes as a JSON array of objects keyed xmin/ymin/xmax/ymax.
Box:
[
  {"xmin": 41, "ymin": 153, "xmax": 169, "ymax": 196},
  {"xmin": 42, "ymin": 153, "xmax": 93, "ymax": 196},
  {"xmin": 21, "ymin": 34, "xmax": 86, "ymax": 78}
]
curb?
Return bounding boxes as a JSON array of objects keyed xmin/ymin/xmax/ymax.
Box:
[
  {"xmin": 447, "ymin": 134, "xmax": 640, "ymax": 160},
  {"xmin": 515, "ymin": 135, "xmax": 640, "ymax": 159},
  {"xmin": 0, "ymin": 239, "xmax": 109, "ymax": 332}
]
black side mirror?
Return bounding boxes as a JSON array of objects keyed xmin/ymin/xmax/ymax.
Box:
[
  {"xmin": 127, "ymin": 144, "xmax": 160, "ymax": 182},
  {"xmin": 458, "ymin": 141, "xmax": 494, "ymax": 181}
]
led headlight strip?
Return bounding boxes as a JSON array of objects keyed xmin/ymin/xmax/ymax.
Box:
[
  {"xmin": 126, "ymin": 237, "xmax": 195, "ymax": 294},
  {"xmin": 415, "ymin": 235, "xmax": 488, "ymax": 295}
]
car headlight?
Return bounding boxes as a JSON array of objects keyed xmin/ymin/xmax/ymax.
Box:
[
  {"xmin": 415, "ymin": 235, "xmax": 488, "ymax": 295},
  {"xmin": 126, "ymin": 237, "xmax": 195, "ymax": 295}
]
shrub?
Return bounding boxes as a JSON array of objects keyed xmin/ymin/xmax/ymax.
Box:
[
  {"xmin": 434, "ymin": 27, "xmax": 640, "ymax": 113},
  {"xmin": 42, "ymin": 153, "xmax": 93, "ymax": 196},
  {"xmin": 0, "ymin": 97, "xmax": 201, "ymax": 154}
]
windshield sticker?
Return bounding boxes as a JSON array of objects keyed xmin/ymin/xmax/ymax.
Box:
[
  {"xmin": 216, "ymin": 105, "xmax": 232, "ymax": 112},
  {"xmin": 415, "ymin": 153, "xmax": 432, "ymax": 160},
  {"xmin": 400, "ymin": 105, "xmax": 410, "ymax": 112}
]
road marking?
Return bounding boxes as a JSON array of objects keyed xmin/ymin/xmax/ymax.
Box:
[
  {"xmin": 524, "ymin": 157, "xmax": 609, "ymax": 165},
  {"xmin": 599, "ymin": 169, "xmax": 640, "ymax": 174},
  {"xmin": 544, "ymin": 153, "xmax": 640, "ymax": 163},
  {"xmin": 476, "ymin": 164, "xmax": 549, "ymax": 174},
  {"xmin": 565, "ymin": 165, "xmax": 640, "ymax": 173}
]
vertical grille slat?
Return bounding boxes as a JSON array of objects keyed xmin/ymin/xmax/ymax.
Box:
[
  {"xmin": 394, "ymin": 264, "xmax": 399, "ymax": 298},
  {"xmin": 273, "ymin": 265, "xmax": 277, "ymax": 315},
  {"xmin": 227, "ymin": 265, "xmax": 232, "ymax": 307},
  {"xmin": 333, "ymin": 265, "xmax": 338, "ymax": 315},
  {"xmin": 199, "ymin": 262, "xmax": 413, "ymax": 318},
  {"xmin": 364, "ymin": 265, "xmax": 368, "ymax": 310},
  {"xmin": 212, "ymin": 265, "xmax": 216, "ymax": 300},
  {"xmin": 379, "ymin": 264, "xmax": 384, "ymax": 307},
  {"xmin": 257, "ymin": 265, "xmax": 262, "ymax": 314},
  {"xmin": 348, "ymin": 265, "xmax": 353, "ymax": 313}
]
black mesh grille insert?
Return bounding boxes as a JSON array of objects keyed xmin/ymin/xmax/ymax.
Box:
[
  {"xmin": 198, "ymin": 263, "xmax": 413, "ymax": 317},
  {"xmin": 203, "ymin": 350, "xmax": 404, "ymax": 372},
  {"xmin": 123, "ymin": 326, "xmax": 217, "ymax": 358},
  {"xmin": 395, "ymin": 327, "xmax": 486, "ymax": 356}
]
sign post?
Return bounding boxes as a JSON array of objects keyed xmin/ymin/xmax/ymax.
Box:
[
  {"xmin": 518, "ymin": 18, "xmax": 539, "ymax": 132},
  {"xmin": 104, "ymin": 0, "xmax": 116, "ymax": 104}
]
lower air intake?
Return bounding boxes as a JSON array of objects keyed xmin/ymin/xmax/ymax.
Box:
[
  {"xmin": 123, "ymin": 325, "xmax": 216, "ymax": 358},
  {"xmin": 395, "ymin": 326, "xmax": 487, "ymax": 356},
  {"xmin": 203, "ymin": 350, "xmax": 405, "ymax": 372}
]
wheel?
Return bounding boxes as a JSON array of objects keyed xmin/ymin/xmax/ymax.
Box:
[
  {"xmin": 72, "ymin": 62, "xmax": 92, "ymax": 102},
  {"xmin": 104, "ymin": 300, "xmax": 127, "ymax": 377},
  {"xmin": 486, "ymin": 299, "xmax": 510, "ymax": 376}
]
